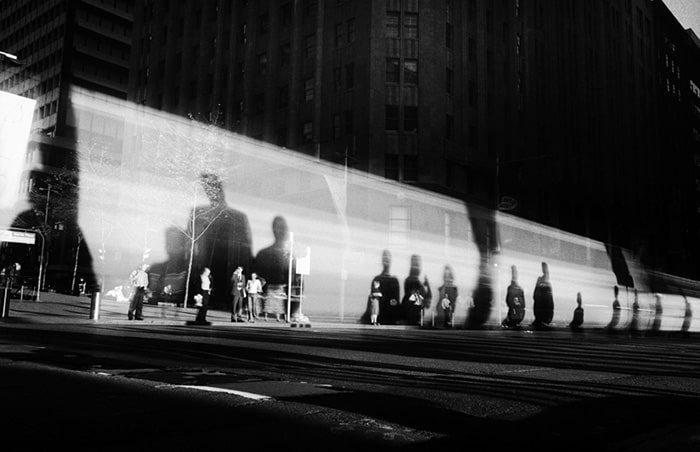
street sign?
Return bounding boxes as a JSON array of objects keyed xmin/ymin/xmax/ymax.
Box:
[{"xmin": 0, "ymin": 229, "xmax": 36, "ymax": 245}]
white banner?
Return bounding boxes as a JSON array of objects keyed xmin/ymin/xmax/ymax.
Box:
[{"xmin": 0, "ymin": 91, "xmax": 36, "ymax": 209}]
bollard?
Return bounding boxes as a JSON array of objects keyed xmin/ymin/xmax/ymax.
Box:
[
  {"xmin": 1, "ymin": 286, "xmax": 10, "ymax": 318},
  {"xmin": 89, "ymin": 290, "xmax": 101, "ymax": 321}
]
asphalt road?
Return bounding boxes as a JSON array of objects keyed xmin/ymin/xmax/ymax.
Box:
[{"xmin": 1, "ymin": 305, "xmax": 700, "ymax": 451}]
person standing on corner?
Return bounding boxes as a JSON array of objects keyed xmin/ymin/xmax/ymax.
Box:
[
  {"xmin": 230, "ymin": 266, "xmax": 247, "ymax": 322},
  {"xmin": 246, "ymin": 272, "xmax": 263, "ymax": 322},
  {"xmin": 532, "ymin": 261, "xmax": 554, "ymax": 329},
  {"xmin": 128, "ymin": 263, "xmax": 149, "ymax": 321},
  {"xmin": 195, "ymin": 267, "xmax": 212, "ymax": 324}
]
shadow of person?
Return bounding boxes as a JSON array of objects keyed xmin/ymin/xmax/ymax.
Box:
[
  {"xmin": 464, "ymin": 203, "xmax": 498, "ymax": 329},
  {"xmin": 253, "ymin": 216, "xmax": 297, "ymax": 322},
  {"xmin": 627, "ymin": 289, "xmax": 641, "ymax": 336},
  {"xmin": 650, "ymin": 293, "xmax": 663, "ymax": 335},
  {"xmin": 606, "ymin": 285, "xmax": 622, "ymax": 332},
  {"xmin": 681, "ymin": 294, "xmax": 692, "ymax": 338},
  {"xmin": 501, "ymin": 265, "xmax": 526, "ymax": 329},
  {"xmin": 362, "ymin": 250, "xmax": 401, "ymax": 325},
  {"xmin": 187, "ymin": 172, "xmax": 252, "ymax": 308},
  {"xmin": 1, "ymin": 167, "xmax": 97, "ymax": 296},
  {"xmin": 569, "ymin": 292, "xmax": 584, "ymax": 331},
  {"xmin": 532, "ymin": 262, "xmax": 554, "ymax": 330}
]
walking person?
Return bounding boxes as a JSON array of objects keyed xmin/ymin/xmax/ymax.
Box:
[
  {"xmin": 230, "ymin": 266, "xmax": 247, "ymax": 322},
  {"xmin": 532, "ymin": 261, "xmax": 554, "ymax": 329},
  {"xmin": 128, "ymin": 263, "xmax": 149, "ymax": 320},
  {"xmin": 246, "ymin": 272, "xmax": 263, "ymax": 322},
  {"xmin": 569, "ymin": 292, "xmax": 584, "ymax": 331},
  {"xmin": 502, "ymin": 265, "xmax": 526, "ymax": 329},
  {"xmin": 194, "ymin": 267, "xmax": 212, "ymax": 324}
]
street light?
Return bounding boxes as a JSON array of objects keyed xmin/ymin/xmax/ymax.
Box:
[{"xmin": 0, "ymin": 50, "xmax": 23, "ymax": 66}]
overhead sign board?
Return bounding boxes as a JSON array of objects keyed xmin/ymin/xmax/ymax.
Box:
[{"xmin": 0, "ymin": 229, "xmax": 36, "ymax": 245}]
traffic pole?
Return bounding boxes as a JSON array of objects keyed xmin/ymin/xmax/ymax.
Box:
[{"xmin": 89, "ymin": 289, "xmax": 101, "ymax": 321}]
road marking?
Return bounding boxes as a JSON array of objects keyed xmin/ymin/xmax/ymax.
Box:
[{"xmin": 159, "ymin": 384, "xmax": 272, "ymax": 401}]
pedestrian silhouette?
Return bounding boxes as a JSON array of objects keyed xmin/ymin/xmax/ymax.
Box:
[
  {"xmin": 437, "ymin": 265, "xmax": 458, "ymax": 328},
  {"xmin": 368, "ymin": 279, "xmax": 382, "ymax": 326},
  {"xmin": 681, "ymin": 295, "xmax": 692, "ymax": 337},
  {"xmin": 569, "ymin": 292, "xmax": 584, "ymax": 331},
  {"xmin": 628, "ymin": 289, "xmax": 640, "ymax": 335},
  {"xmin": 367, "ymin": 250, "xmax": 401, "ymax": 325},
  {"xmin": 402, "ymin": 254, "xmax": 431, "ymax": 326},
  {"xmin": 502, "ymin": 265, "xmax": 526, "ymax": 329},
  {"xmin": 189, "ymin": 266, "xmax": 212, "ymax": 325},
  {"xmin": 606, "ymin": 285, "xmax": 622, "ymax": 332},
  {"xmin": 188, "ymin": 172, "xmax": 252, "ymax": 308},
  {"xmin": 532, "ymin": 262, "xmax": 554, "ymax": 329},
  {"xmin": 254, "ymin": 216, "xmax": 296, "ymax": 322},
  {"xmin": 651, "ymin": 293, "xmax": 663, "ymax": 334}
]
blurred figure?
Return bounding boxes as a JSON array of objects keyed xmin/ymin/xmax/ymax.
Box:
[
  {"xmin": 681, "ymin": 295, "xmax": 692, "ymax": 338},
  {"xmin": 628, "ymin": 289, "xmax": 640, "ymax": 335},
  {"xmin": 402, "ymin": 254, "xmax": 432, "ymax": 326},
  {"xmin": 189, "ymin": 173, "xmax": 252, "ymax": 308},
  {"xmin": 367, "ymin": 250, "xmax": 401, "ymax": 325},
  {"xmin": 651, "ymin": 293, "xmax": 663, "ymax": 334},
  {"xmin": 606, "ymin": 285, "xmax": 622, "ymax": 332},
  {"xmin": 532, "ymin": 262, "xmax": 554, "ymax": 329},
  {"xmin": 437, "ymin": 265, "xmax": 458, "ymax": 328},
  {"xmin": 501, "ymin": 265, "xmax": 526, "ymax": 329},
  {"xmin": 254, "ymin": 216, "xmax": 295, "ymax": 322},
  {"xmin": 127, "ymin": 263, "xmax": 149, "ymax": 320},
  {"xmin": 569, "ymin": 292, "xmax": 584, "ymax": 331}
]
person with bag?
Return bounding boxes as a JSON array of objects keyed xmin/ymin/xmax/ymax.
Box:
[
  {"xmin": 230, "ymin": 266, "xmax": 247, "ymax": 322},
  {"xmin": 437, "ymin": 265, "xmax": 458, "ymax": 328},
  {"xmin": 502, "ymin": 265, "xmax": 526, "ymax": 329},
  {"xmin": 128, "ymin": 263, "xmax": 149, "ymax": 321},
  {"xmin": 402, "ymin": 254, "xmax": 431, "ymax": 326}
]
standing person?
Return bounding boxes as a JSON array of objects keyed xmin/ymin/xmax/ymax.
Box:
[
  {"xmin": 532, "ymin": 261, "xmax": 554, "ymax": 329},
  {"xmin": 246, "ymin": 272, "xmax": 263, "ymax": 322},
  {"xmin": 402, "ymin": 254, "xmax": 431, "ymax": 326},
  {"xmin": 437, "ymin": 265, "xmax": 458, "ymax": 328},
  {"xmin": 194, "ymin": 267, "xmax": 212, "ymax": 324},
  {"xmin": 128, "ymin": 263, "xmax": 149, "ymax": 321},
  {"xmin": 606, "ymin": 285, "xmax": 622, "ymax": 332},
  {"xmin": 502, "ymin": 265, "xmax": 526, "ymax": 329},
  {"xmin": 370, "ymin": 250, "xmax": 401, "ymax": 325},
  {"xmin": 230, "ymin": 266, "xmax": 247, "ymax": 322},
  {"xmin": 628, "ymin": 289, "xmax": 641, "ymax": 335},
  {"xmin": 569, "ymin": 292, "xmax": 584, "ymax": 331},
  {"xmin": 368, "ymin": 280, "xmax": 382, "ymax": 326},
  {"xmin": 681, "ymin": 295, "xmax": 693, "ymax": 337}
]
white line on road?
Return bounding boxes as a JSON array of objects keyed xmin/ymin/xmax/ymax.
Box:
[{"xmin": 158, "ymin": 384, "xmax": 272, "ymax": 401}]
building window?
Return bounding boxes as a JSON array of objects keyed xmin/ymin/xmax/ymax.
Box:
[
  {"xmin": 404, "ymin": 59, "xmax": 418, "ymax": 84},
  {"xmin": 258, "ymin": 53, "xmax": 267, "ymax": 76},
  {"xmin": 446, "ymin": 114, "xmax": 454, "ymax": 139},
  {"xmin": 302, "ymin": 121, "xmax": 313, "ymax": 142},
  {"xmin": 468, "ymin": 38, "xmax": 476, "ymax": 62},
  {"xmin": 390, "ymin": 205, "xmax": 410, "ymax": 247},
  {"xmin": 468, "ymin": 80, "xmax": 476, "ymax": 106},
  {"xmin": 386, "ymin": 12, "xmax": 400, "ymax": 38},
  {"xmin": 404, "ymin": 13, "xmax": 418, "ymax": 39},
  {"xmin": 346, "ymin": 63, "xmax": 354, "ymax": 88},
  {"xmin": 280, "ymin": 44, "xmax": 291, "ymax": 66},
  {"xmin": 403, "ymin": 155, "xmax": 418, "ymax": 182},
  {"xmin": 404, "ymin": 106, "xmax": 418, "ymax": 132},
  {"xmin": 385, "ymin": 105, "xmax": 399, "ymax": 131},
  {"xmin": 347, "ymin": 18, "xmax": 356, "ymax": 43},
  {"xmin": 280, "ymin": 3, "xmax": 292, "ymax": 28},
  {"xmin": 335, "ymin": 23, "xmax": 344, "ymax": 47},
  {"xmin": 516, "ymin": 33, "xmax": 521, "ymax": 55},
  {"xmin": 279, "ymin": 84, "xmax": 289, "ymax": 108},
  {"xmin": 305, "ymin": 34, "xmax": 316, "ymax": 59},
  {"xmin": 259, "ymin": 14, "xmax": 269, "ymax": 35},
  {"xmin": 469, "ymin": 124, "xmax": 477, "ymax": 146},
  {"xmin": 333, "ymin": 67, "xmax": 342, "ymax": 90},
  {"xmin": 333, "ymin": 114, "xmax": 342, "ymax": 139},
  {"xmin": 446, "ymin": 68, "xmax": 453, "ymax": 94},
  {"xmin": 446, "ymin": 23, "xmax": 453, "ymax": 49},
  {"xmin": 304, "ymin": 78, "xmax": 314, "ymax": 101},
  {"xmin": 385, "ymin": 155, "xmax": 399, "ymax": 180},
  {"xmin": 386, "ymin": 58, "xmax": 400, "ymax": 83},
  {"xmin": 345, "ymin": 110, "xmax": 353, "ymax": 134}
]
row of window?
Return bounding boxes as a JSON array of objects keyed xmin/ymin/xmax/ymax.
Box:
[
  {"xmin": 34, "ymin": 99, "xmax": 57, "ymax": 121},
  {"xmin": 386, "ymin": 58, "xmax": 417, "ymax": 85},
  {"xmin": 385, "ymin": 11, "xmax": 418, "ymax": 39},
  {"xmin": 334, "ymin": 19, "xmax": 356, "ymax": 47},
  {"xmin": 0, "ymin": 1, "xmax": 64, "ymax": 50}
]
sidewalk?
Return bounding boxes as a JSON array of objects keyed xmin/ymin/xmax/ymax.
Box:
[{"xmin": 0, "ymin": 291, "xmax": 412, "ymax": 329}]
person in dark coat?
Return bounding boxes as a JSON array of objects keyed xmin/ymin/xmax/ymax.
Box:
[
  {"xmin": 254, "ymin": 216, "xmax": 296, "ymax": 322},
  {"xmin": 502, "ymin": 265, "xmax": 526, "ymax": 328},
  {"xmin": 532, "ymin": 261, "xmax": 554, "ymax": 329},
  {"xmin": 362, "ymin": 250, "xmax": 401, "ymax": 325},
  {"xmin": 402, "ymin": 254, "xmax": 431, "ymax": 326},
  {"xmin": 569, "ymin": 292, "xmax": 584, "ymax": 331},
  {"xmin": 628, "ymin": 289, "xmax": 640, "ymax": 335}
]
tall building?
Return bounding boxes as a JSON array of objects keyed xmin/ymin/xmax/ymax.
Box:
[{"xmin": 0, "ymin": 0, "xmax": 134, "ymax": 292}]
